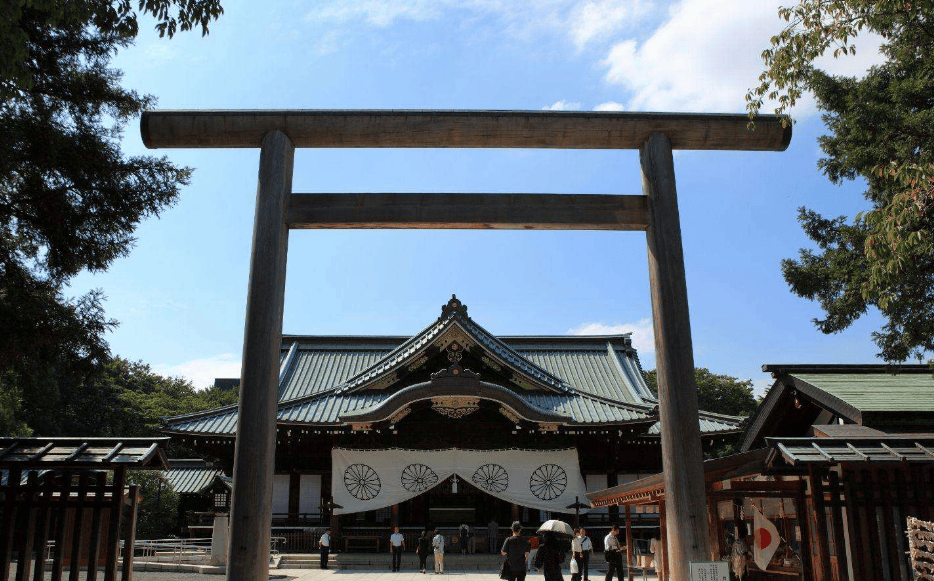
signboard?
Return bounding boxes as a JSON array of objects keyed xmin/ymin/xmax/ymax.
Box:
[{"xmin": 689, "ymin": 561, "xmax": 729, "ymax": 581}]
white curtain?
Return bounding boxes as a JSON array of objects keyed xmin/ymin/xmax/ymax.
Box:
[{"xmin": 332, "ymin": 448, "xmax": 590, "ymax": 515}]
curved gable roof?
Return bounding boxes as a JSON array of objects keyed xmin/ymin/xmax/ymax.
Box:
[{"xmin": 333, "ymin": 295, "xmax": 573, "ymax": 395}]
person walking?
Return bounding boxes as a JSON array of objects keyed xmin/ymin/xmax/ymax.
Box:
[
  {"xmin": 603, "ymin": 525, "xmax": 625, "ymax": 581},
  {"xmin": 417, "ymin": 531, "xmax": 432, "ymax": 574},
  {"xmin": 318, "ymin": 528, "xmax": 331, "ymax": 570},
  {"xmin": 578, "ymin": 528, "xmax": 593, "ymax": 581},
  {"xmin": 527, "ymin": 535, "xmax": 540, "ymax": 572},
  {"xmin": 468, "ymin": 524, "xmax": 476, "ymax": 554},
  {"xmin": 570, "ymin": 528, "xmax": 583, "ymax": 581},
  {"xmin": 501, "ymin": 521, "xmax": 530, "ymax": 581},
  {"xmin": 534, "ymin": 531, "xmax": 565, "ymax": 581},
  {"xmin": 460, "ymin": 524, "xmax": 470, "ymax": 555},
  {"xmin": 390, "ymin": 526, "xmax": 405, "ymax": 571},
  {"xmin": 432, "ymin": 529, "xmax": 445, "ymax": 574},
  {"xmin": 488, "ymin": 519, "xmax": 500, "ymax": 554}
]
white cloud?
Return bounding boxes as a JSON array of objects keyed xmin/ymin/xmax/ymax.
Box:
[
  {"xmin": 305, "ymin": 0, "xmax": 651, "ymax": 48},
  {"xmin": 568, "ymin": 317, "xmax": 655, "ymax": 365},
  {"xmin": 542, "ymin": 100, "xmax": 582, "ymax": 111},
  {"xmin": 569, "ymin": 0, "xmax": 653, "ymax": 49},
  {"xmin": 601, "ymin": 0, "xmax": 886, "ymax": 114},
  {"xmin": 154, "ymin": 353, "xmax": 242, "ymax": 390},
  {"xmin": 594, "ymin": 101, "xmax": 625, "ymax": 111}
]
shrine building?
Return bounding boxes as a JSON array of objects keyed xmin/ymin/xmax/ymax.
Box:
[{"xmin": 162, "ymin": 296, "xmax": 741, "ymax": 547}]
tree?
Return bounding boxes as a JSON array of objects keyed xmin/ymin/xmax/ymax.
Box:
[
  {"xmin": 643, "ymin": 368, "xmax": 758, "ymax": 417},
  {"xmin": 127, "ymin": 471, "xmax": 180, "ymax": 540},
  {"xmin": 0, "ymin": 1, "xmax": 222, "ymax": 426},
  {"xmin": 748, "ymin": 1, "xmax": 934, "ymax": 362},
  {"xmin": 10, "ymin": 355, "xmax": 239, "ymax": 440}
]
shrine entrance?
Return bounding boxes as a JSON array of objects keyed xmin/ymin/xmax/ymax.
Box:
[{"xmin": 141, "ymin": 109, "xmax": 791, "ymax": 581}]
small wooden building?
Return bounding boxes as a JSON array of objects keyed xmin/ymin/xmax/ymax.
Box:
[
  {"xmin": 0, "ymin": 437, "xmax": 169, "ymax": 581},
  {"xmin": 164, "ymin": 459, "xmax": 231, "ymax": 536},
  {"xmin": 587, "ymin": 364, "xmax": 934, "ymax": 581}
]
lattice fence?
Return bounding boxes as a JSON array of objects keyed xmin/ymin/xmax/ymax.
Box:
[{"xmin": 908, "ymin": 517, "xmax": 934, "ymax": 580}]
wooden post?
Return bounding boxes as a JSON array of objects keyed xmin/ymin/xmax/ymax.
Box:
[
  {"xmin": 104, "ymin": 467, "xmax": 127, "ymax": 581},
  {"xmin": 32, "ymin": 476, "xmax": 56, "ymax": 581},
  {"xmin": 624, "ymin": 505, "xmax": 634, "ymax": 581},
  {"xmin": 658, "ymin": 499, "xmax": 668, "ymax": 581},
  {"xmin": 85, "ymin": 479, "xmax": 107, "ymax": 581},
  {"xmin": 641, "ymin": 131, "xmax": 709, "ymax": 581},
  {"xmin": 826, "ymin": 471, "xmax": 850, "ymax": 581},
  {"xmin": 705, "ymin": 494, "xmax": 719, "ymax": 561},
  {"xmin": 391, "ymin": 504, "xmax": 400, "ymax": 529},
  {"xmin": 288, "ymin": 473, "xmax": 301, "ymax": 524},
  {"xmin": 68, "ymin": 474, "xmax": 89, "ymax": 581},
  {"xmin": 121, "ymin": 485, "xmax": 140, "ymax": 581},
  {"xmin": 227, "ymin": 130, "xmax": 295, "ymax": 581},
  {"xmin": 51, "ymin": 473, "xmax": 71, "ymax": 581},
  {"xmin": 808, "ymin": 466, "xmax": 831, "ymax": 581},
  {"xmin": 1, "ymin": 468, "xmax": 21, "ymax": 581},
  {"xmin": 15, "ymin": 472, "xmax": 39, "ymax": 581},
  {"xmin": 795, "ymin": 484, "xmax": 813, "ymax": 581}
]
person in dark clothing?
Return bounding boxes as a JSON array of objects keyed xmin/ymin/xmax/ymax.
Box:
[
  {"xmin": 534, "ymin": 531, "xmax": 565, "ymax": 581},
  {"xmin": 417, "ymin": 531, "xmax": 432, "ymax": 574},
  {"xmin": 501, "ymin": 521, "xmax": 530, "ymax": 581}
]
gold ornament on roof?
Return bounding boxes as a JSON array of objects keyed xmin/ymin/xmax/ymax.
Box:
[{"xmin": 431, "ymin": 396, "xmax": 480, "ymax": 419}]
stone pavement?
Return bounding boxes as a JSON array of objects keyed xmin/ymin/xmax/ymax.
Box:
[{"xmin": 129, "ymin": 568, "xmax": 656, "ymax": 581}]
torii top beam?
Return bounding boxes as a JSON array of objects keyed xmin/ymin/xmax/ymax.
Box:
[{"xmin": 141, "ymin": 109, "xmax": 791, "ymax": 151}]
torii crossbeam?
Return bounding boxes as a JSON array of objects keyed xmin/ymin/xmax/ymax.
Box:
[{"xmin": 142, "ymin": 109, "xmax": 790, "ymax": 581}]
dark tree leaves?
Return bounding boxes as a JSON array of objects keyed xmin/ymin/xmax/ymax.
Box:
[
  {"xmin": 0, "ymin": 2, "xmax": 221, "ymax": 435},
  {"xmin": 751, "ymin": 1, "xmax": 934, "ymax": 362},
  {"xmin": 643, "ymin": 368, "xmax": 759, "ymax": 417}
]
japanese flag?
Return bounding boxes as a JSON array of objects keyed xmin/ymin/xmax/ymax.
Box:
[{"xmin": 753, "ymin": 505, "xmax": 780, "ymax": 570}]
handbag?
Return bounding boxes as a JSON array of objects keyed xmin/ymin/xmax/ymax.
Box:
[
  {"xmin": 500, "ymin": 559, "xmax": 511, "ymax": 580},
  {"xmin": 570, "ymin": 558, "xmax": 579, "ymax": 574}
]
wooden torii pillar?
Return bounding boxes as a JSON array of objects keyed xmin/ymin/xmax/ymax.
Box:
[{"xmin": 141, "ymin": 110, "xmax": 790, "ymax": 581}]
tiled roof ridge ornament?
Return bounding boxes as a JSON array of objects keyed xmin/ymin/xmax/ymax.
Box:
[{"xmin": 441, "ymin": 294, "xmax": 468, "ymax": 318}]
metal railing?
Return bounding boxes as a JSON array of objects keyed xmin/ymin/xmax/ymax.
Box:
[{"xmin": 127, "ymin": 538, "xmax": 213, "ymax": 564}]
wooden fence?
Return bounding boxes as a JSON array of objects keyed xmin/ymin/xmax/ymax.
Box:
[{"xmin": 0, "ymin": 469, "xmax": 139, "ymax": 581}]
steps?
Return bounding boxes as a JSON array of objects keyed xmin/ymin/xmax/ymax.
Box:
[{"xmin": 276, "ymin": 552, "xmax": 503, "ymax": 570}]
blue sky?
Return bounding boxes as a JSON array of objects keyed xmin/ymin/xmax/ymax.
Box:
[{"xmin": 69, "ymin": 0, "xmax": 888, "ymax": 394}]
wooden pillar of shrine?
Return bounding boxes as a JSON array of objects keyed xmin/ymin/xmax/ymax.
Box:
[
  {"xmin": 625, "ymin": 506, "xmax": 634, "ymax": 581},
  {"xmin": 642, "ymin": 131, "xmax": 710, "ymax": 581},
  {"xmin": 227, "ymin": 130, "xmax": 295, "ymax": 581}
]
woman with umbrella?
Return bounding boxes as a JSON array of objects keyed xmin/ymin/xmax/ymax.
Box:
[{"xmin": 534, "ymin": 520, "xmax": 572, "ymax": 581}]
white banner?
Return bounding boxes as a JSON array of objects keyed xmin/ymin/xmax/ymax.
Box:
[{"xmin": 331, "ymin": 448, "xmax": 590, "ymax": 515}]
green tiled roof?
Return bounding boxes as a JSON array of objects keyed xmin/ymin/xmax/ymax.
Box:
[
  {"xmin": 792, "ymin": 371, "xmax": 934, "ymax": 413},
  {"xmin": 164, "ymin": 298, "xmax": 739, "ymax": 437},
  {"xmin": 165, "ymin": 459, "xmax": 226, "ymax": 494}
]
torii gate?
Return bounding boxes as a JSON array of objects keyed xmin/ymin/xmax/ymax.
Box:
[{"xmin": 141, "ymin": 110, "xmax": 790, "ymax": 581}]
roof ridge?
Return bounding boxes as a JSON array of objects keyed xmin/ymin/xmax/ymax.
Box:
[{"xmin": 334, "ymin": 295, "xmax": 573, "ymax": 395}]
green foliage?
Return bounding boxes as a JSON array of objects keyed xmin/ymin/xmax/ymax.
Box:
[
  {"xmin": 1, "ymin": 1, "xmax": 223, "ymax": 100},
  {"xmin": 1, "ymin": 355, "xmax": 239, "ymax": 439},
  {"xmin": 643, "ymin": 368, "xmax": 759, "ymax": 417},
  {"xmin": 127, "ymin": 471, "xmax": 180, "ymax": 540},
  {"xmin": 0, "ymin": 1, "xmax": 222, "ymax": 434},
  {"xmin": 751, "ymin": 0, "xmax": 934, "ymax": 362}
]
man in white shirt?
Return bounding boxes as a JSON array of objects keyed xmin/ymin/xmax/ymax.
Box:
[
  {"xmin": 390, "ymin": 526, "xmax": 406, "ymax": 571},
  {"xmin": 603, "ymin": 525, "xmax": 625, "ymax": 581},
  {"xmin": 579, "ymin": 528, "xmax": 594, "ymax": 581},
  {"xmin": 318, "ymin": 528, "xmax": 331, "ymax": 570},
  {"xmin": 432, "ymin": 529, "xmax": 445, "ymax": 574}
]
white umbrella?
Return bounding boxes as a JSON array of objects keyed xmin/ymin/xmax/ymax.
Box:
[{"xmin": 537, "ymin": 519, "xmax": 574, "ymax": 536}]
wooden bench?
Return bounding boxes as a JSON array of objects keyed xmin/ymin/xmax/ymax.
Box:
[{"xmin": 343, "ymin": 535, "xmax": 381, "ymax": 553}]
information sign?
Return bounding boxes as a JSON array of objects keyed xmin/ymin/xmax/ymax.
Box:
[{"xmin": 689, "ymin": 561, "xmax": 729, "ymax": 581}]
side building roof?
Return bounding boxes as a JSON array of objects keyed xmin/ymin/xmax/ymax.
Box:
[{"xmin": 741, "ymin": 364, "xmax": 934, "ymax": 451}]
